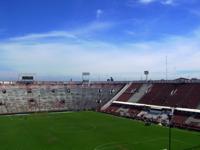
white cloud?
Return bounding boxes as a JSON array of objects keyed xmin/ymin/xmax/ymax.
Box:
[
  {"xmin": 1, "ymin": 25, "xmax": 200, "ymax": 80},
  {"xmin": 10, "ymin": 31, "xmax": 77, "ymax": 41},
  {"xmin": 128, "ymin": 0, "xmax": 175, "ymax": 5},
  {"xmin": 9, "ymin": 21, "xmax": 113, "ymax": 42},
  {"xmin": 96, "ymin": 9, "xmax": 103, "ymax": 19},
  {"xmin": 139, "ymin": 0, "xmax": 156, "ymax": 4}
]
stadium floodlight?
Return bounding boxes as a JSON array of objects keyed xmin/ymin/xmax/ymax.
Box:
[
  {"xmin": 82, "ymin": 72, "xmax": 90, "ymax": 84},
  {"xmin": 144, "ymin": 71, "xmax": 149, "ymax": 81}
]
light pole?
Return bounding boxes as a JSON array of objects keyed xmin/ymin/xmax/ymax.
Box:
[{"xmin": 168, "ymin": 108, "xmax": 175, "ymax": 150}]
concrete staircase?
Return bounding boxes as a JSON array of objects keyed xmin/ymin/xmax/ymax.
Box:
[
  {"xmin": 101, "ymin": 82, "xmax": 132, "ymax": 111},
  {"xmin": 128, "ymin": 84, "xmax": 152, "ymax": 103}
]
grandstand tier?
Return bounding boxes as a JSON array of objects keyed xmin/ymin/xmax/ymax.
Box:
[
  {"xmin": 101, "ymin": 82, "xmax": 200, "ymax": 131},
  {"xmin": 1, "ymin": 81, "xmax": 200, "ymax": 131},
  {"xmin": 0, "ymin": 82, "xmax": 124, "ymax": 114}
]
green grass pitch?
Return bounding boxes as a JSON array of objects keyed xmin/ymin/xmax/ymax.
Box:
[{"xmin": 0, "ymin": 111, "xmax": 199, "ymax": 150}]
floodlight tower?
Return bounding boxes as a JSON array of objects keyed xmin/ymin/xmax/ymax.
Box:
[
  {"xmin": 144, "ymin": 71, "xmax": 149, "ymax": 81},
  {"xmin": 82, "ymin": 72, "xmax": 90, "ymax": 85}
]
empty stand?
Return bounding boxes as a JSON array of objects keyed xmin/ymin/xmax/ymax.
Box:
[
  {"xmin": 116, "ymin": 83, "xmax": 142, "ymax": 102},
  {"xmin": 128, "ymin": 84, "xmax": 152, "ymax": 103},
  {"xmin": 0, "ymin": 82, "xmax": 124, "ymax": 114},
  {"xmin": 138, "ymin": 83, "xmax": 200, "ymax": 109}
]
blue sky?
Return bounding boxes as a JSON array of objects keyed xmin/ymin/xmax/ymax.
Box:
[{"xmin": 1, "ymin": 0, "xmax": 200, "ymax": 80}]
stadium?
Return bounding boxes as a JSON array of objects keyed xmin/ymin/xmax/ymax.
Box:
[
  {"xmin": 1, "ymin": 0, "xmax": 200, "ymax": 149},
  {"xmin": 0, "ymin": 75, "xmax": 200, "ymax": 150}
]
